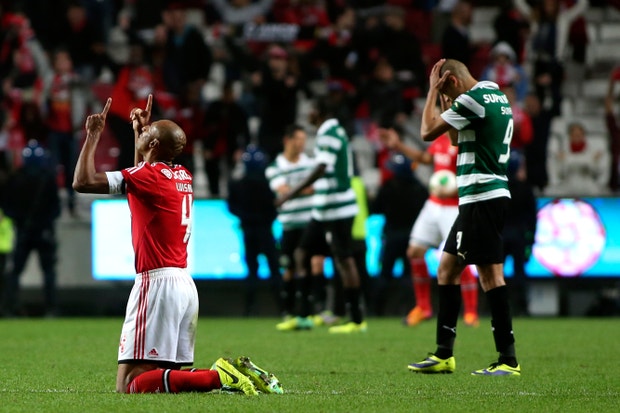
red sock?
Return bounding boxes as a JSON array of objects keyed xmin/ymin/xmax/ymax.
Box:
[
  {"xmin": 460, "ymin": 266, "xmax": 478, "ymax": 315},
  {"xmin": 127, "ymin": 368, "xmax": 221, "ymax": 394},
  {"xmin": 410, "ymin": 258, "xmax": 432, "ymax": 313}
]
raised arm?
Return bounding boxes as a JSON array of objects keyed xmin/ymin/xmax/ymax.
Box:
[
  {"xmin": 421, "ymin": 59, "xmax": 453, "ymax": 142},
  {"xmin": 130, "ymin": 94, "xmax": 153, "ymax": 166},
  {"xmin": 379, "ymin": 128, "xmax": 433, "ymax": 165},
  {"xmin": 73, "ymin": 98, "xmax": 113, "ymax": 194}
]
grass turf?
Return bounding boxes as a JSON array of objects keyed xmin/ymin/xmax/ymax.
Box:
[{"xmin": 0, "ymin": 317, "xmax": 618, "ymax": 412}]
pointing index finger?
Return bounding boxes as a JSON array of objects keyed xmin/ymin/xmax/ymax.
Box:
[
  {"xmin": 145, "ymin": 94, "xmax": 153, "ymax": 113},
  {"xmin": 101, "ymin": 98, "xmax": 111, "ymax": 118}
]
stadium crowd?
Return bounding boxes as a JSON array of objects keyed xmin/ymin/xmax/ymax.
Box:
[
  {"xmin": 0, "ymin": 0, "xmax": 618, "ymax": 199},
  {"xmin": 1, "ymin": 0, "xmax": 620, "ymax": 316}
]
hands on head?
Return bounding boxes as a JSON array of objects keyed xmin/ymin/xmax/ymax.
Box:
[{"xmin": 430, "ymin": 59, "xmax": 450, "ymax": 92}]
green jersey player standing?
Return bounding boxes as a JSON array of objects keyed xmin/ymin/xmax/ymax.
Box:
[
  {"xmin": 408, "ymin": 59, "xmax": 520, "ymax": 376},
  {"xmin": 275, "ymin": 97, "xmax": 366, "ymax": 334}
]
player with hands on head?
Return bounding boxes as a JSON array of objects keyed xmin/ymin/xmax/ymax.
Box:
[
  {"xmin": 73, "ymin": 95, "xmax": 282, "ymax": 395},
  {"xmin": 379, "ymin": 124, "xmax": 480, "ymax": 328},
  {"xmin": 407, "ymin": 58, "xmax": 520, "ymax": 376}
]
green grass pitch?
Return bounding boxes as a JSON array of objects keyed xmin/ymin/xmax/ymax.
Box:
[{"xmin": 0, "ymin": 317, "xmax": 618, "ymax": 412}]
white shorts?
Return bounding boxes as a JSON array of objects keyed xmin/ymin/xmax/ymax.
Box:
[
  {"xmin": 118, "ymin": 267, "xmax": 199, "ymax": 367},
  {"xmin": 410, "ymin": 200, "xmax": 459, "ymax": 249}
]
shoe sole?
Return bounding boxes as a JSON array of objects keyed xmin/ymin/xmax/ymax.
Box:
[
  {"xmin": 408, "ymin": 366, "xmax": 454, "ymax": 374},
  {"xmin": 236, "ymin": 357, "xmax": 283, "ymax": 394}
]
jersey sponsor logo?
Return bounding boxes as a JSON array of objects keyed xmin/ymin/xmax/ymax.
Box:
[
  {"xmin": 482, "ymin": 93, "xmax": 509, "ymax": 104},
  {"xmin": 160, "ymin": 168, "xmax": 191, "ymax": 181},
  {"xmin": 173, "ymin": 169, "xmax": 192, "ymax": 181}
]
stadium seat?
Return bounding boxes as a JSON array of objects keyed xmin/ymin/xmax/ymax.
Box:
[{"xmin": 599, "ymin": 22, "xmax": 620, "ymax": 41}]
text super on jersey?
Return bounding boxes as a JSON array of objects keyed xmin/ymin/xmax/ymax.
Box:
[{"xmin": 120, "ymin": 162, "xmax": 193, "ymax": 274}]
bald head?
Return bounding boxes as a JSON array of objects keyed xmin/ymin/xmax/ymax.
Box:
[
  {"xmin": 438, "ymin": 59, "xmax": 477, "ymax": 98},
  {"xmin": 440, "ymin": 59, "xmax": 472, "ymax": 80},
  {"xmin": 152, "ymin": 120, "xmax": 186, "ymax": 161}
]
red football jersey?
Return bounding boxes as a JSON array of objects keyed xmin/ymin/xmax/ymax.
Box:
[
  {"xmin": 427, "ymin": 134, "xmax": 459, "ymax": 206},
  {"xmin": 121, "ymin": 162, "xmax": 193, "ymax": 273}
]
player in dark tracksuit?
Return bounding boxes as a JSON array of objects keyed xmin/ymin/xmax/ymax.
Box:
[
  {"xmin": 227, "ymin": 145, "xmax": 281, "ymax": 316},
  {"xmin": 2, "ymin": 141, "xmax": 60, "ymax": 317}
]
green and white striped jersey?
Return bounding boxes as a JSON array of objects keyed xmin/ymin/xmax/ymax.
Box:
[
  {"xmin": 312, "ymin": 118, "xmax": 358, "ymax": 221},
  {"xmin": 265, "ymin": 152, "xmax": 315, "ymax": 230},
  {"xmin": 440, "ymin": 81, "xmax": 513, "ymax": 205}
]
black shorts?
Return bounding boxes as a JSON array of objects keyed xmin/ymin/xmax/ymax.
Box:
[
  {"xmin": 280, "ymin": 227, "xmax": 305, "ymax": 270},
  {"xmin": 299, "ymin": 218, "xmax": 354, "ymax": 258},
  {"xmin": 444, "ymin": 197, "xmax": 509, "ymax": 265}
]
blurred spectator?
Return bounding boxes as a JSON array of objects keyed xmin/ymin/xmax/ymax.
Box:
[
  {"xmin": 251, "ymin": 44, "xmax": 305, "ymax": 161},
  {"xmin": 173, "ymin": 80, "xmax": 207, "ymax": 175},
  {"xmin": 523, "ymin": 92, "xmax": 553, "ymax": 192},
  {"xmin": 360, "ymin": 58, "xmax": 405, "ymax": 128},
  {"xmin": 227, "ymin": 144, "xmax": 281, "ymax": 316},
  {"xmin": 431, "ymin": 0, "xmax": 459, "ymax": 44},
  {"xmin": 503, "ymin": 149, "xmax": 537, "ymax": 316},
  {"xmin": 493, "ymin": 0, "xmax": 530, "ymax": 64},
  {"xmin": 0, "ymin": 12, "xmax": 38, "ymax": 92},
  {"xmin": 307, "ymin": 7, "xmax": 359, "ymax": 86},
  {"xmin": 108, "ymin": 40, "xmax": 155, "ymax": 170},
  {"xmin": 1, "ymin": 140, "xmax": 60, "ymax": 317},
  {"xmin": 159, "ymin": 4, "xmax": 212, "ymax": 98},
  {"xmin": 551, "ymin": 122, "xmax": 608, "ymax": 194},
  {"xmin": 481, "ymin": 42, "xmax": 529, "ymax": 104},
  {"xmin": 514, "ymin": 0, "xmax": 588, "ymax": 117},
  {"xmin": 605, "ymin": 66, "xmax": 620, "ymax": 193},
  {"xmin": 18, "ymin": 100, "xmax": 47, "ymax": 143},
  {"xmin": 202, "ymin": 80, "xmax": 251, "ymax": 197},
  {"xmin": 40, "ymin": 48, "xmax": 87, "ymax": 215},
  {"xmin": 369, "ymin": 6, "xmax": 427, "ymax": 100},
  {"xmin": 107, "ymin": 7, "xmax": 138, "ymax": 66},
  {"xmin": 441, "ymin": 0, "xmax": 474, "ymax": 66},
  {"xmin": 370, "ymin": 150, "xmax": 427, "ymax": 316},
  {"xmin": 48, "ymin": 1, "xmax": 110, "ymax": 82},
  {"xmin": 122, "ymin": 0, "xmax": 166, "ymax": 34},
  {"xmin": 81, "ymin": 0, "xmax": 117, "ymax": 44}
]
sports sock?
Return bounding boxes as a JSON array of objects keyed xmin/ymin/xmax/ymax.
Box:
[
  {"xmin": 311, "ymin": 272, "xmax": 327, "ymax": 313},
  {"xmin": 434, "ymin": 284, "xmax": 461, "ymax": 358},
  {"xmin": 411, "ymin": 258, "xmax": 432, "ymax": 313},
  {"xmin": 333, "ymin": 274, "xmax": 346, "ymax": 317},
  {"xmin": 299, "ymin": 275, "xmax": 313, "ymax": 317},
  {"xmin": 345, "ymin": 287, "xmax": 363, "ymax": 324},
  {"xmin": 460, "ymin": 266, "xmax": 478, "ymax": 315},
  {"xmin": 486, "ymin": 286, "xmax": 518, "ymax": 366},
  {"xmin": 127, "ymin": 368, "xmax": 221, "ymax": 393},
  {"xmin": 282, "ymin": 279, "xmax": 296, "ymax": 315}
]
